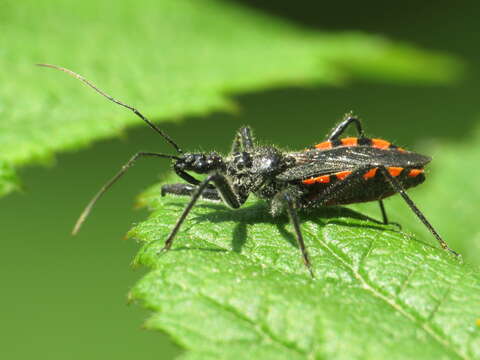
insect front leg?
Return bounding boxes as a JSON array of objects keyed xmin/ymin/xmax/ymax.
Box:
[
  {"xmin": 161, "ymin": 183, "xmax": 221, "ymax": 201},
  {"xmin": 161, "ymin": 173, "xmax": 247, "ymax": 251},
  {"xmin": 231, "ymin": 126, "xmax": 255, "ymax": 153},
  {"xmin": 327, "ymin": 114, "xmax": 365, "ymax": 140},
  {"xmin": 377, "ymin": 166, "xmax": 459, "ymax": 256}
]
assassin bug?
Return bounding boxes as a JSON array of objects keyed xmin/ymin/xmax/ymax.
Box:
[{"xmin": 39, "ymin": 64, "xmax": 459, "ymax": 277}]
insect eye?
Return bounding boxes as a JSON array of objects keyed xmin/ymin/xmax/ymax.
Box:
[
  {"xmin": 184, "ymin": 153, "xmax": 195, "ymax": 163},
  {"xmin": 193, "ymin": 157, "xmax": 206, "ymax": 168}
]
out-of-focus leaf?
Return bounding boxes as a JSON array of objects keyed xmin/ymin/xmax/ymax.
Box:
[{"xmin": 0, "ymin": 0, "xmax": 461, "ymax": 196}]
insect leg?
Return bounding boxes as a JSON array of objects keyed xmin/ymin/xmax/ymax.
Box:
[
  {"xmin": 161, "ymin": 183, "xmax": 221, "ymax": 201},
  {"xmin": 72, "ymin": 152, "xmax": 179, "ymax": 235},
  {"xmin": 327, "ymin": 114, "xmax": 365, "ymax": 140},
  {"xmin": 378, "ymin": 166, "xmax": 459, "ymax": 256},
  {"xmin": 231, "ymin": 126, "xmax": 255, "ymax": 152},
  {"xmin": 239, "ymin": 127, "xmax": 255, "ymax": 151},
  {"xmin": 173, "ymin": 166, "xmax": 217, "ymax": 191},
  {"xmin": 377, "ymin": 199, "xmax": 402, "ymax": 229},
  {"xmin": 161, "ymin": 173, "xmax": 246, "ymax": 251},
  {"xmin": 378, "ymin": 199, "xmax": 389, "ymax": 224},
  {"xmin": 278, "ymin": 192, "xmax": 314, "ymax": 278}
]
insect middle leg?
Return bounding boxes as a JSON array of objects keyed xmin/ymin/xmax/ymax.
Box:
[
  {"xmin": 376, "ymin": 199, "xmax": 402, "ymax": 229},
  {"xmin": 378, "ymin": 199, "xmax": 389, "ymax": 224},
  {"xmin": 161, "ymin": 173, "xmax": 248, "ymax": 251},
  {"xmin": 273, "ymin": 191, "xmax": 315, "ymax": 278}
]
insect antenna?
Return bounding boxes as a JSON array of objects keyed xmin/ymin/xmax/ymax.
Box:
[
  {"xmin": 36, "ymin": 63, "xmax": 183, "ymax": 153},
  {"xmin": 72, "ymin": 152, "xmax": 181, "ymax": 236}
]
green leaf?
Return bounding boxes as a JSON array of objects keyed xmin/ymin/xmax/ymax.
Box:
[
  {"xmin": 128, "ymin": 177, "xmax": 480, "ymax": 360},
  {"xmin": 0, "ymin": 0, "xmax": 461, "ymax": 196}
]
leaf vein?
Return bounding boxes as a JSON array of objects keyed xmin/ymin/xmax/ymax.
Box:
[
  {"xmin": 309, "ymin": 227, "xmax": 469, "ymax": 360},
  {"xmin": 200, "ymin": 294, "xmax": 307, "ymax": 356}
]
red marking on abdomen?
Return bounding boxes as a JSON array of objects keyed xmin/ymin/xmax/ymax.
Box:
[
  {"xmin": 372, "ymin": 138, "xmax": 391, "ymax": 149},
  {"xmin": 303, "ymin": 175, "xmax": 331, "ymax": 184},
  {"xmin": 388, "ymin": 167, "xmax": 403, "ymax": 177},
  {"xmin": 315, "ymin": 141, "xmax": 332, "ymax": 150},
  {"xmin": 363, "ymin": 168, "xmax": 378, "ymax": 179},
  {"xmin": 340, "ymin": 137, "xmax": 358, "ymax": 147},
  {"xmin": 408, "ymin": 169, "xmax": 424, "ymax": 177},
  {"xmin": 335, "ymin": 171, "xmax": 352, "ymax": 180}
]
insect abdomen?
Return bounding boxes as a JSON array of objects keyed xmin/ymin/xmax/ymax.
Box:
[
  {"xmin": 314, "ymin": 137, "xmax": 406, "ymax": 152},
  {"xmin": 301, "ymin": 167, "xmax": 425, "ymax": 206}
]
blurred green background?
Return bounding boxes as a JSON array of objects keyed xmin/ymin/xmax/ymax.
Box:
[{"xmin": 2, "ymin": 1, "xmax": 479, "ymax": 359}]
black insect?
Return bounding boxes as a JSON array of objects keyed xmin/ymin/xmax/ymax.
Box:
[{"xmin": 39, "ymin": 64, "xmax": 459, "ymax": 277}]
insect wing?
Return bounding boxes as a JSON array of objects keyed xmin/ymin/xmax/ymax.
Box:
[{"xmin": 278, "ymin": 147, "xmax": 367, "ymax": 181}]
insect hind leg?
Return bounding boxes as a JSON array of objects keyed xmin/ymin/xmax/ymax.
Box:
[
  {"xmin": 328, "ymin": 114, "xmax": 365, "ymax": 140},
  {"xmin": 378, "ymin": 166, "xmax": 459, "ymax": 256}
]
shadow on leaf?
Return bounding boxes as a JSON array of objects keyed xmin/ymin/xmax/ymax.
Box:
[{"xmin": 162, "ymin": 200, "xmax": 402, "ymax": 254}]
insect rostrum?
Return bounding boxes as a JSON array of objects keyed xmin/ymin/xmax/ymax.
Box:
[{"xmin": 38, "ymin": 64, "xmax": 459, "ymax": 277}]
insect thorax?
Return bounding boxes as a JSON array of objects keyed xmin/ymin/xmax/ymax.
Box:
[{"xmin": 225, "ymin": 147, "xmax": 293, "ymax": 198}]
